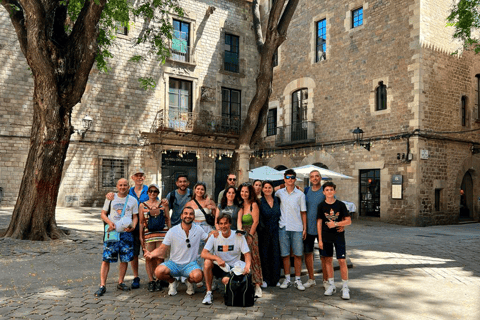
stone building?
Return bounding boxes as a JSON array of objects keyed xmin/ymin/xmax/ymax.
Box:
[
  {"xmin": 0, "ymin": 0, "xmax": 258, "ymax": 206},
  {"xmin": 255, "ymin": 0, "xmax": 480, "ymax": 226}
]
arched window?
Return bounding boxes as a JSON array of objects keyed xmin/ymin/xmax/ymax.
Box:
[
  {"xmin": 461, "ymin": 96, "xmax": 467, "ymax": 126},
  {"xmin": 376, "ymin": 81, "xmax": 387, "ymax": 111}
]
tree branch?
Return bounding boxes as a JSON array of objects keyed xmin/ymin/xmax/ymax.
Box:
[
  {"xmin": 249, "ymin": 99, "xmax": 270, "ymax": 148},
  {"xmin": 251, "ymin": 0, "xmax": 264, "ymax": 52},
  {"xmin": 277, "ymin": 0, "xmax": 300, "ymax": 37},
  {"xmin": 1, "ymin": 0, "xmax": 27, "ymax": 56}
]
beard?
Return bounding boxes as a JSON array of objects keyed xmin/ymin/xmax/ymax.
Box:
[{"xmin": 182, "ymin": 218, "xmax": 193, "ymax": 225}]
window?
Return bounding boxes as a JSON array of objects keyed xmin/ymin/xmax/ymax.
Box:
[
  {"xmin": 435, "ymin": 189, "xmax": 442, "ymax": 212},
  {"xmin": 169, "ymin": 78, "xmax": 192, "ymax": 129},
  {"xmin": 273, "ymin": 49, "xmax": 278, "ymax": 67},
  {"xmin": 267, "ymin": 108, "xmax": 277, "ymax": 136},
  {"xmin": 115, "ymin": 22, "xmax": 128, "ymax": 36},
  {"xmin": 461, "ymin": 96, "xmax": 467, "ymax": 126},
  {"xmin": 172, "ymin": 19, "xmax": 190, "ymax": 62},
  {"xmin": 102, "ymin": 159, "xmax": 127, "ymax": 188},
  {"xmin": 292, "ymin": 89, "xmax": 308, "ymax": 141},
  {"xmin": 222, "ymin": 88, "xmax": 241, "ymax": 134},
  {"xmin": 359, "ymin": 169, "xmax": 380, "ymax": 217},
  {"xmin": 225, "ymin": 34, "xmax": 240, "ymax": 73},
  {"xmin": 352, "ymin": 7, "xmax": 363, "ymax": 28},
  {"xmin": 316, "ymin": 19, "xmax": 326, "ymax": 62},
  {"xmin": 376, "ymin": 81, "xmax": 387, "ymax": 111}
]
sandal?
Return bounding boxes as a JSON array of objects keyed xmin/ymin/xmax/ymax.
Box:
[{"xmin": 94, "ymin": 286, "xmax": 106, "ymax": 297}]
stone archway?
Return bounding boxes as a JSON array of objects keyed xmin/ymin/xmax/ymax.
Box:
[
  {"xmin": 455, "ymin": 156, "xmax": 480, "ymax": 221},
  {"xmin": 460, "ymin": 171, "xmax": 473, "ymax": 219}
]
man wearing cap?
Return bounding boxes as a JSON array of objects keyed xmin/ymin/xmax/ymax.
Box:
[
  {"xmin": 200, "ymin": 213, "xmax": 251, "ymax": 305},
  {"xmin": 106, "ymin": 168, "xmax": 149, "ymax": 289}
]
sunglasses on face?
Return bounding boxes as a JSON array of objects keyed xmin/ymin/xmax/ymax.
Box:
[
  {"xmin": 148, "ymin": 190, "xmax": 159, "ymax": 194},
  {"xmin": 228, "ymin": 178, "xmax": 237, "ymax": 181},
  {"xmin": 285, "ymin": 175, "xmax": 296, "ymax": 180},
  {"xmin": 186, "ymin": 238, "xmax": 191, "ymax": 248}
]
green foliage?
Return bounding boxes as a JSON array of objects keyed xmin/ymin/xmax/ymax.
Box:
[
  {"xmin": 447, "ymin": 0, "xmax": 480, "ymax": 53},
  {"xmin": 138, "ymin": 77, "xmax": 157, "ymax": 90}
]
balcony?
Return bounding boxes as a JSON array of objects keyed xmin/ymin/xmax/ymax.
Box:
[
  {"xmin": 169, "ymin": 43, "xmax": 195, "ymax": 64},
  {"xmin": 152, "ymin": 110, "xmax": 241, "ymax": 137},
  {"xmin": 275, "ymin": 121, "xmax": 316, "ymax": 146}
]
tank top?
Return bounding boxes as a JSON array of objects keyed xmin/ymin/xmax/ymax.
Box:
[{"xmin": 242, "ymin": 213, "xmax": 253, "ymax": 226}]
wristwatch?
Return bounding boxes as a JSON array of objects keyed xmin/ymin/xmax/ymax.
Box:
[{"xmin": 334, "ymin": 222, "xmax": 338, "ymax": 227}]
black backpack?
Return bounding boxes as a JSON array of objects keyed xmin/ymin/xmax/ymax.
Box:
[{"xmin": 224, "ymin": 273, "xmax": 255, "ymax": 307}]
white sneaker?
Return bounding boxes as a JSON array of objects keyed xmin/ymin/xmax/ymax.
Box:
[
  {"xmin": 255, "ymin": 285, "xmax": 263, "ymax": 298},
  {"xmin": 294, "ymin": 279, "xmax": 305, "ymax": 291},
  {"xmin": 276, "ymin": 281, "xmax": 281, "ymax": 287},
  {"xmin": 186, "ymin": 280, "xmax": 195, "ymax": 295},
  {"xmin": 323, "ymin": 280, "xmax": 329, "ymax": 290},
  {"xmin": 341, "ymin": 287, "xmax": 350, "ymax": 300},
  {"xmin": 261, "ymin": 281, "xmax": 268, "ymax": 288},
  {"xmin": 324, "ymin": 284, "xmax": 336, "ymax": 296},
  {"xmin": 168, "ymin": 280, "xmax": 178, "ymax": 296},
  {"xmin": 202, "ymin": 291, "xmax": 213, "ymax": 305},
  {"xmin": 279, "ymin": 279, "xmax": 291, "ymax": 289},
  {"xmin": 196, "ymin": 281, "xmax": 204, "ymax": 288},
  {"xmin": 303, "ymin": 279, "xmax": 316, "ymax": 288},
  {"xmin": 211, "ymin": 280, "xmax": 218, "ymax": 291}
]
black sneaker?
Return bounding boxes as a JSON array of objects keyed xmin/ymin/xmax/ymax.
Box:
[
  {"xmin": 117, "ymin": 283, "xmax": 131, "ymax": 291},
  {"xmin": 94, "ymin": 286, "xmax": 106, "ymax": 297},
  {"xmin": 155, "ymin": 280, "xmax": 163, "ymax": 291},
  {"xmin": 131, "ymin": 277, "xmax": 140, "ymax": 289},
  {"xmin": 148, "ymin": 281, "xmax": 156, "ymax": 292}
]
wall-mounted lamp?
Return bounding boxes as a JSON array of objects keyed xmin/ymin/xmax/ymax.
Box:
[
  {"xmin": 75, "ymin": 115, "xmax": 93, "ymax": 138},
  {"xmin": 352, "ymin": 127, "xmax": 371, "ymax": 151}
]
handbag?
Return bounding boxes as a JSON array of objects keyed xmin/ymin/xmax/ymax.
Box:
[
  {"xmin": 104, "ymin": 195, "xmax": 129, "ymax": 243},
  {"xmin": 193, "ymin": 199, "xmax": 216, "ymax": 226},
  {"xmin": 224, "ymin": 273, "xmax": 255, "ymax": 307},
  {"xmin": 143, "ymin": 202, "xmax": 166, "ymax": 232}
]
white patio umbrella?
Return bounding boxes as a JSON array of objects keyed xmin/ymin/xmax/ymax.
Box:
[
  {"xmin": 249, "ymin": 166, "xmax": 284, "ymax": 180},
  {"xmin": 281, "ymin": 165, "xmax": 353, "ymax": 180}
]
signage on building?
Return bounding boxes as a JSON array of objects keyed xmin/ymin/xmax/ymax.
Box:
[
  {"xmin": 391, "ymin": 175, "xmax": 402, "ymax": 199},
  {"xmin": 162, "ymin": 151, "xmax": 197, "ymax": 167}
]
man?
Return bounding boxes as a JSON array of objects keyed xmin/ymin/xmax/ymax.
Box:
[
  {"xmin": 145, "ymin": 206, "xmax": 209, "ymax": 296},
  {"xmin": 106, "ymin": 168, "xmax": 148, "ymax": 289},
  {"xmin": 165, "ymin": 174, "xmax": 192, "ymax": 227},
  {"xmin": 95, "ymin": 178, "xmax": 139, "ymax": 297},
  {"xmin": 317, "ymin": 182, "xmax": 352, "ymax": 300},
  {"xmin": 217, "ymin": 173, "xmax": 237, "ymax": 206},
  {"xmin": 200, "ymin": 214, "xmax": 252, "ymax": 305},
  {"xmin": 275, "ymin": 169, "xmax": 307, "ymax": 291}
]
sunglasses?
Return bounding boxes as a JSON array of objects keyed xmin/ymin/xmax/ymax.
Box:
[
  {"xmin": 228, "ymin": 178, "xmax": 237, "ymax": 181},
  {"xmin": 186, "ymin": 238, "xmax": 191, "ymax": 248},
  {"xmin": 241, "ymin": 182, "xmax": 252, "ymax": 186},
  {"xmin": 285, "ymin": 175, "xmax": 296, "ymax": 180},
  {"xmin": 148, "ymin": 190, "xmax": 159, "ymax": 194}
]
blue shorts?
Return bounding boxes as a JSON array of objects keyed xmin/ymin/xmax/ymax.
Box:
[
  {"xmin": 103, "ymin": 232, "xmax": 134, "ymax": 263},
  {"xmin": 279, "ymin": 227, "xmax": 303, "ymax": 257},
  {"xmin": 162, "ymin": 260, "xmax": 201, "ymax": 278},
  {"xmin": 320, "ymin": 241, "xmax": 346, "ymax": 259}
]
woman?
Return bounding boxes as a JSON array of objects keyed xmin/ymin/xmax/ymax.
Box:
[
  {"xmin": 185, "ymin": 182, "xmax": 217, "ymax": 287},
  {"xmin": 139, "ymin": 183, "xmax": 170, "ymax": 292},
  {"xmin": 253, "ymin": 180, "xmax": 263, "ymax": 199},
  {"xmin": 217, "ymin": 185, "xmax": 240, "ymax": 230},
  {"xmin": 237, "ymin": 183, "xmax": 263, "ymax": 298},
  {"xmin": 258, "ymin": 181, "xmax": 282, "ymax": 287}
]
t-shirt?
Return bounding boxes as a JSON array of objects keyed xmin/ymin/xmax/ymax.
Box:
[
  {"xmin": 103, "ymin": 194, "xmax": 139, "ymax": 232},
  {"xmin": 166, "ymin": 189, "xmax": 192, "ymax": 226},
  {"xmin": 163, "ymin": 223, "xmax": 208, "ymax": 265},
  {"xmin": 276, "ymin": 187, "xmax": 307, "ymax": 232},
  {"xmin": 316, "ymin": 200, "xmax": 350, "ymax": 243},
  {"xmin": 305, "ymin": 186, "xmax": 325, "ymax": 235},
  {"xmin": 204, "ymin": 231, "xmax": 249, "ymax": 267},
  {"xmin": 219, "ymin": 205, "xmax": 239, "ymax": 230}
]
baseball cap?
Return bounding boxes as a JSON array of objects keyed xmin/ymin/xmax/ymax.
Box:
[
  {"xmin": 148, "ymin": 183, "xmax": 160, "ymax": 191},
  {"xmin": 132, "ymin": 168, "xmax": 145, "ymax": 175}
]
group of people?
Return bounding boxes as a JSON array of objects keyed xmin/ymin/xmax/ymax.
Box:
[{"xmin": 95, "ymin": 167, "xmax": 352, "ymax": 304}]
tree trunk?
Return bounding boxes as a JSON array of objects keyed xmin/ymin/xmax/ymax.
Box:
[{"xmin": 5, "ymin": 81, "xmax": 72, "ymax": 240}]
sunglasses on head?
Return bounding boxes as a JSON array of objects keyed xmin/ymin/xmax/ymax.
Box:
[
  {"xmin": 285, "ymin": 175, "xmax": 296, "ymax": 180},
  {"xmin": 148, "ymin": 189, "xmax": 159, "ymax": 194},
  {"xmin": 241, "ymin": 182, "xmax": 251, "ymax": 186}
]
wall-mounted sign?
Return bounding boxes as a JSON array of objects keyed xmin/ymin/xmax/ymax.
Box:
[
  {"xmin": 420, "ymin": 149, "xmax": 429, "ymax": 160},
  {"xmin": 162, "ymin": 151, "xmax": 197, "ymax": 167},
  {"xmin": 392, "ymin": 175, "xmax": 402, "ymax": 199}
]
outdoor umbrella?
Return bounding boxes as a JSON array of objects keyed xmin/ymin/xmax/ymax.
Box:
[
  {"xmin": 249, "ymin": 166, "xmax": 284, "ymax": 180},
  {"xmin": 281, "ymin": 165, "xmax": 353, "ymax": 180}
]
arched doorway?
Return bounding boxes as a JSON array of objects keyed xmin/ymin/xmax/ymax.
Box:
[
  {"xmin": 460, "ymin": 171, "xmax": 473, "ymax": 219},
  {"xmin": 312, "ymin": 162, "xmax": 328, "ymax": 169}
]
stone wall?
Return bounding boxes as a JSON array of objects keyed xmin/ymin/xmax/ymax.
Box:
[{"xmin": 0, "ymin": 0, "xmax": 258, "ymax": 207}]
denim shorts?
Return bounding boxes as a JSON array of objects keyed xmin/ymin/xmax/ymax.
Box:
[
  {"xmin": 103, "ymin": 232, "xmax": 134, "ymax": 263},
  {"xmin": 162, "ymin": 260, "xmax": 201, "ymax": 278},
  {"xmin": 320, "ymin": 241, "xmax": 346, "ymax": 259},
  {"xmin": 279, "ymin": 227, "xmax": 303, "ymax": 257}
]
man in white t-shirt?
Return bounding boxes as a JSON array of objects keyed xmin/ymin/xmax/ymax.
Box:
[
  {"xmin": 144, "ymin": 206, "xmax": 209, "ymax": 296},
  {"xmin": 200, "ymin": 213, "xmax": 251, "ymax": 305},
  {"xmin": 94, "ymin": 178, "xmax": 139, "ymax": 297}
]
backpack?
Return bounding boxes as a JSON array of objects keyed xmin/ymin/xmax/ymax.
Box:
[
  {"xmin": 224, "ymin": 273, "xmax": 255, "ymax": 307},
  {"xmin": 168, "ymin": 188, "xmax": 192, "ymax": 210}
]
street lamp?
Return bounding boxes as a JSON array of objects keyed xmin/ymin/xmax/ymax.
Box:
[
  {"xmin": 76, "ymin": 115, "xmax": 93, "ymax": 138},
  {"xmin": 352, "ymin": 127, "xmax": 371, "ymax": 151}
]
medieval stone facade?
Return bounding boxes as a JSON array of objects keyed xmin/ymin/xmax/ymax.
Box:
[
  {"xmin": 256, "ymin": 0, "xmax": 480, "ymax": 226},
  {"xmin": 0, "ymin": 0, "xmax": 258, "ymax": 206}
]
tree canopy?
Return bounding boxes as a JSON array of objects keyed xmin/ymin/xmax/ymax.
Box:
[{"xmin": 447, "ymin": 0, "xmax": 480, "ymax": 53}]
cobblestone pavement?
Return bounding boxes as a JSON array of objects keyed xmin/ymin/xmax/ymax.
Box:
[{"xmin": 1, "ymin": 207, "xmax": 479, "ymax": 319}]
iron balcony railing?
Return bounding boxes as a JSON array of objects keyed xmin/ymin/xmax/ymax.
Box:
[
  {"xmin": 152, "ymin": 110, "xmax": 241, "ymax": 136},
  {"xmin": 275, "ymin": 121, "xmax": 316, "ymax": 146},
  {"xmin": 170, "ymin": 44, "xmax": 194, "ymax": 63}
]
